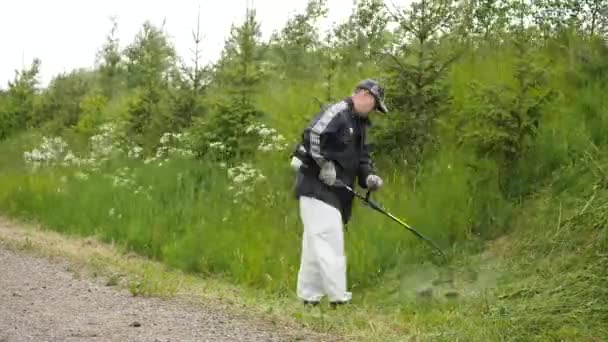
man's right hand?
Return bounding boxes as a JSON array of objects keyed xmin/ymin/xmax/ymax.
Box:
[
  {"xmin": 319, "ymin": 161, "xmax": 336, "ymax": 186},
  {"xmin": 366, "ymin": 174, "xmax": 383, "ymax": 191}
]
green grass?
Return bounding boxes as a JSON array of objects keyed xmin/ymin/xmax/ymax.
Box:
[{"xmin": 2, "ymin": 130, "xmax": 607, "ymax": 340}]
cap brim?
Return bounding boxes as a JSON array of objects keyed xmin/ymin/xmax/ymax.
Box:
[
  {"xmin": 360, "ymin": 85, "xmax": 389, "ymax": 113},
  {"xmin": 377, "ymin": 101, "xmax": 388, "ymax": 113},
  {"xmin": 372, "ymin": 95, "xmax": 388, "ymax": 113}
]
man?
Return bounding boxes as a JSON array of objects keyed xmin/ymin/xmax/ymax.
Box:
[{"xmin": 289, "ymin": 79, "xmax": 388, "ymax": 307}]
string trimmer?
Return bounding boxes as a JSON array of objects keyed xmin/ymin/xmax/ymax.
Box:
[
  {"xmin": 335, "ymin": 180, "xmax": 459, "ymax": 297},
  {"xmin": 335, "ymin": 180, "xmax": 446, "ymax": 261}
]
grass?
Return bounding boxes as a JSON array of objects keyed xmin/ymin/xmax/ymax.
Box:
[
  {"xmin": 502, "ymin": 186, "xmax": 608, "ymax": 338},
  {"xmin": 0, "ymin": 215, "xmax": 480, "ymax": 341},
  {"xmin": 2, "ymin": 139, "xmax": 607, "ymax": 340},
  {"xmin": 4, "ymin": 182, "xmax": 604, "ymax": 342},
  {"xmin": 0, "ymin": 128, "xmax": 495, "ymax": 294}
]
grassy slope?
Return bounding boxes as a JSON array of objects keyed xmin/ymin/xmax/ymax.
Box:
[
  {"xmin": 1, "ymin": 130, "xmax": 606, "ymax": 341},
  {"xmin": 1, "ymin": 187, "xmax": 605, "ymax": 341}
]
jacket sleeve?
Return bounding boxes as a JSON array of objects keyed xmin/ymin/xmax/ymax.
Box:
[
  {"xmin": 309, "ymin": 102, "xmax": 348, "ymax": 167},
  {"xmin": 357, "ymin": 142, "xmax": 376, "ymax": 188}
]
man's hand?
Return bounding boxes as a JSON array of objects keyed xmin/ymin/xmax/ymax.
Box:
[
  {"xmin": 290, "ymin": 156, "xmax": 303, "ymax": 171},
  {"xmin": 319, "ymin": 161, "xmax": 336, "ymax": 186},
  {"xmin": 366, "ymin": 175, "xmax": 383, "ymax": 191}
]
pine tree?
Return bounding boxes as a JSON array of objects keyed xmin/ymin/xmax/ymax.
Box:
[
  {"xmin": 457, "ymin": 10, "xmax": 556, "ymax": 194},
  {"xmin": 96, "ymin": 16, "xmax": 124, "ymax": 99},
  {"xmin": 123, "ymin": 20, "xmax": 178, "ymax": 145},
  {"xmin": 377, "ymin": 0, "xmax": 459, "ymax": 164},
  {"xmin": 170, "ymin": 7, "xmax": 209, "ymax": 130},
  {"xmin": 214, "ymin": 7, "xmax": 266, "ymax": 106},
  {"xmin": 0, "ymin": 59, "xmax": 41, "ymax": 139},
  {"xmin": 333, "ymin": 0, "xmax": 389, "ymax": 63},
  {"xmin": 189, "ymin": 7, "xmax": 267, "ymax": 160},
  {"xmin": 124, "ymin": 20, "xmax": 176, "ymax": 90},
  {"xmin": 269, "ymin": 0, "xmax": 327, "ymax": 80}
]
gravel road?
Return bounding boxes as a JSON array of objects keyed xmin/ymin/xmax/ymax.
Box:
[{"xmin": 0, "ymin": 241, "xmax": 326, "ymax": 342}]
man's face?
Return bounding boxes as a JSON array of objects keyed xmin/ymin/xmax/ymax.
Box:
[{"xmin": 356, "ymin": 90, "xmax": 377, "ymax": 117}]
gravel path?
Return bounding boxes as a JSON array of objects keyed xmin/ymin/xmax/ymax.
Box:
[{"xmin": 0, "ymin": 242, "xmax": 322, "ymax": 342}]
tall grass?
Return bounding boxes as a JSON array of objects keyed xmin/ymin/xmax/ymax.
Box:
[{"xmin": 0, "ymin": 122, "xmax": 499, "ymax": 297}]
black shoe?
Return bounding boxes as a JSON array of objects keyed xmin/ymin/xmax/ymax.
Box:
[
  {"xmin": 303, "ymin": 300, "xmax": 320, "ymax": 307},
  {"xmin": 329, "ymin": 300, "xmax": 350, "ymax": 309}
]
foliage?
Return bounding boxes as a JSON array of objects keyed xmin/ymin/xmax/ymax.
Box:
[
  {"xmin": 95, "ymin": 16, "xmax": 125, "ymax": 99},
  {"xmin": 333, "ymin": 0, "xmax": 389, "ymax": 63},
  {"xmin": 212, "ymin": 8, "xmax": 267, "ymax": 106},
  {"xmin": 38, "ymin": 69, "xmax": 96, "ymax": 130},
  {"xmin": 3, "ymin": 1, "xmax": 608, "ymax": 339},
  {"xmin": 0, "ymin": 59, "xmax": 41, "ymax": 139},
  {"xmin": 375, "ymin": 0, "xmax": 460, "ymax": 165},
  {"xmin": 187, "ymin": 100, "xmax": 264, "ymax": 160},
  {"xmin": 76, "ymin": 91, "xmax": 110, "ymax": 135},
  {"xmin": 268, "ymin": 0, "xmax": 328, "ymax": 80},
  {"xmin": 124, "ymin": 21, "xmax": 177, "ymax": 90},
  {"xmin": 457, "ymin": 33, "xmax": 556, "ymax": 179}
]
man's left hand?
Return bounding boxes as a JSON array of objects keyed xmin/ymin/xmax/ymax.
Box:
[
  {"xmin": 290, "ymin": 156, "xmax": 303, "ymax": 171},
  {"xmin": 366, "ymin": 175, "xmax": 383, "ymax": 191}
]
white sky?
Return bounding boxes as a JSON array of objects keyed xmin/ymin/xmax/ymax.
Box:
[{"xmin": 0, "ymin": 0, "xmax": 361, "ymax": 89}]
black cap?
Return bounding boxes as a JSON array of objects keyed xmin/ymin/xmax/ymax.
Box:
[{"xmin": 355, "ymin": 79, "xmax": 388, "ymax": 113}]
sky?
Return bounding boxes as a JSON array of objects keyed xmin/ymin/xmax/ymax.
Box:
[{"xmin": 0, "ymin": 0, "xmax": 361, "ymax": 89}]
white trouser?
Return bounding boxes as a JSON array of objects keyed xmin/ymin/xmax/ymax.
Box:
[{"xmin": 297, "ymin": 196, "xmax": 352, "ymax": 303}]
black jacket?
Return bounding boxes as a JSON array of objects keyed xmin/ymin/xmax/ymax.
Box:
[{"xmin": 292, "ymin": 97, "xmax": 376, "ymax": 224}]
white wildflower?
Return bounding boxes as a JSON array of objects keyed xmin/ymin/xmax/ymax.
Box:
[
  {"xmin": 128, "ymin": 146, "xmax": 144, "ymax": 159},
  {"xmin": 245, "ymin": 125, "xmax": 257, "ymax": 134},
  {"xmin": 258, "ymin": 143, "xmax": 273, "ymax": 152},
  {"xmin": 226, "ymin": 162, "xmax": 266, "ymax": 200},
  {"xmin": 23, "ymin": 136, "xmax": 70, "ymax": 169},
  {"xmin": 209, "ymin": 141, "xmax": 226, "ymax": 150},
  {"xmin": 258, "ymin": 127, "xmax": 273, "ymax": 136},
  {"xmin": 233, "ymin": 174, "xmax": 247, "ymax": 183},
  {"xmin": 228, "ymin": 168, "xmax": 237, "ymax": 178},
  {"xmin": 74, "ymin": 172, "xmax": 89, "ymax": 180},
  {"xmin": 63, "ymin": 151, "xmax": 76, "ymax": 165},
  {"xmin": 160, "ymin": 133, "xmax": 172, "ymax": 145}
]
